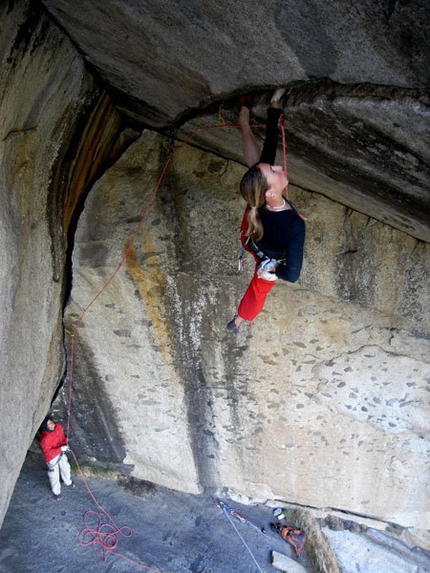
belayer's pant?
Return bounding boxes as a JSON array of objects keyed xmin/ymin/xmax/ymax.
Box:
[{"xmin": 47, "ymin": 453, "xmax": 72, "ymax": 495}]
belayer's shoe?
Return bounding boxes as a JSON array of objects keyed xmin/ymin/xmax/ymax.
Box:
[{"xmin": 227, "ymin": 315, "xmax": 240, "ymax": 334}]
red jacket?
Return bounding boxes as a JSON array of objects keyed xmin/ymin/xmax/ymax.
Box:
[{"xmin": 40, "ymin": 423, "xmax": 67, "ymax": 463}]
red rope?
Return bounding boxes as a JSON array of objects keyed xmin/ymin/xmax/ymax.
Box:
[
  {"xmin": 71, "ymin": 449, "xmax": 162, "ymax": 571},
  {"xmin": 65, "ymin": 144, "xmax": 177, "ymax": 571},
  {"xmin": 66, "ymin": 119, "xmax": 280, "ymax": 437},
  {"xmin": 65, "ymin": 118, "xmax": 289, "ymax": 569},
  {"xmin": 66, "ymin": 143, "xmax": 174, "ymax": 439}
]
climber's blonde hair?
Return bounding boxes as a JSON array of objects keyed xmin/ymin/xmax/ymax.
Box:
[{"xmin": 240, "ymin": 164, "xmax": 269, "ymax": 241}]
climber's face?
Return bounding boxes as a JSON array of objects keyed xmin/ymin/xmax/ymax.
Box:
[{"xmin": 258, "ymin": 163, "xmax": 288, "ymax": 195}]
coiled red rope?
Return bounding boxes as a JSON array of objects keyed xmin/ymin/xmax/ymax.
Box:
[
  {"xmin": 69, "ymin": 449, "xmax": 162, "ymax": 571},
  {"xmin": 78, "ymin": 510, "xmax": 131, "ymax": 559}
]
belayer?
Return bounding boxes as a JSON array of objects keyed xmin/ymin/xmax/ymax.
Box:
[
  {"xmin": 40, "ymin": 416, "xmax": 74, "ymax": 500},
  {"xmin": 227, "ymin": 89, "xmax": 306, "ymax": 333}
]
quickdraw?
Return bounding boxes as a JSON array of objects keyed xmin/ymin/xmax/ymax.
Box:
[{"xmin": 214, "ymin": 499, "xmax": 267, "ymax": 536}]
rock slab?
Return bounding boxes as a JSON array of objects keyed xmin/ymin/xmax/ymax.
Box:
[{"xmin": 271, "ymin": 551, "xmax": 308, "ymax": 573}]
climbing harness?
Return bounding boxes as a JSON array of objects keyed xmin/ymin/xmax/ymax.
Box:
[
  {"xmin": 244, "ymin": 236, "xmax": 286, "ymax": 263},
  {"xmin": 238, "ymin": 235, "xmax": 286, "ymax": 272},
  {"xmin": 46, "ymin": 452, "xmax": 65, "ymax": 471}
]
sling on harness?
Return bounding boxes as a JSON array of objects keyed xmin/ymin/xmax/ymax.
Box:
[
  {"xmin": 47, "ymin": 452, "xmax": 65, "ymax": 471},
  {"xmin": 238, "ymin": 235, "xmax": 285, "ymax": 271}
]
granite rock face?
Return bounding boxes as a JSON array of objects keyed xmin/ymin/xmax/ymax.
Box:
[
  {"xmin": 0, "ymin": 0, "xmax": 429, "ymax": 556},
  {"xmin": 41, "ymin": 0, "xmax": 430, "ymax": 120},
  {"xmin": 40, "ymin": 0, "xmax": 430, "ymax": 242},
  {"xmin": 0, "ymin": 0, "xmax": 94, "ymax": 527},
  {"xmin": 64, "ymin": 132, "xmax": 429, "ymax": 540},
  {"xmin": 0, "ymin": 1, "xmax": 134, "ymax": 526}
]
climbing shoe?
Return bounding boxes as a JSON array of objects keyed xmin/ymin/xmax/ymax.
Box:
[{"xmin": 227, "ymin": 316, "xmax": 240, "ymax": 334}]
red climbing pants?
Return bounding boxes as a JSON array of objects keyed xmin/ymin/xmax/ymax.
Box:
[
  {"xmin": 237, "ymin": 259, "xmax": 277, "ymax": 322},
  {"xmin": 238, "ymin": 209, "xmax": 277, "ymax": 322}
]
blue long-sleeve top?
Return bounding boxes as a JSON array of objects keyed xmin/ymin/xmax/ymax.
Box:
[
  {"xmin": 256, "ymin": 204, "xmax": 305, "ymax": 282},
  {"xmin": 241, "ymin": 106, "xmax": 306, "ymax": 283}
]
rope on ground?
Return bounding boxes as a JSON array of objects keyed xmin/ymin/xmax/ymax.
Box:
[
  {"xmin": 221, "ymin": 504, "xmax": 265, "ymax": 573},
  {"xmin": 71, "ymin": 449, "xmax": 162, "ymax": 572}
]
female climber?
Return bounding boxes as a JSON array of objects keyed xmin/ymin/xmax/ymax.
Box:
[{"xmin": 227, "ymin": 89, "xmax": 306, "ymax": 333}]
